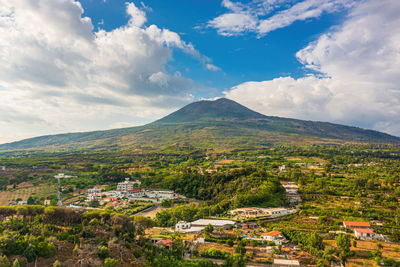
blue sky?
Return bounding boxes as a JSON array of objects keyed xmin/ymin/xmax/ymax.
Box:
[
  {"xmin": 0, "ymin": 0, "xmax": 399, "ymax": 143},
  {"xmin": 79, "ymin": 0, "xmax": 347, "ymax": 96}
]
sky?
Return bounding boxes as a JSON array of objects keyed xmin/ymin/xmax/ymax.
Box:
[{"xmin": 0, "ymin": 0, "xmax": 399, "ymax": 143}]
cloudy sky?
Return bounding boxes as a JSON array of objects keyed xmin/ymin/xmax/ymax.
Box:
[{"xmin": 0, "ymin": 0, "xmax": 399, "ymax": 143}]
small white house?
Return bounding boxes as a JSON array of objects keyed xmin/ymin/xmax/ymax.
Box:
[
  {"xmin": 261, "ymin": 231, "xmax": 286, "ymax": 245},
  {"xmin": 265, "ymin": 208, "xmax": 291, "ymax": 217},
  {"xmin": 175, "ymin": 221, "xmax": 192, "ymax": 231},
  {"xmin": 354, "ymin": 228, "xmax": 381, "ymax": 240}
]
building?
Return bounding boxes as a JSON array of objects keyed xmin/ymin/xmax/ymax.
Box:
[
  {"xmin": 191, "ymin": 219, "xmax": 235, "ymax": 229},
  {"xmin": 175, "ymin": 219, "xmax": 235, "ymax": 233},
  {"xmin": 44, "ymin": 199, "xmax": 51, "ymax": 206},
  {"xmin": 117, "ymin": 178, "xmax": 141, "ymax": 191},
  {"xmin": 261, "ymin": 231, "xmax": 286, "ymax": 245},
  {"xmin": 343, "ymin": 221, "xmax": 371, "ymax": 229},
  {"xmin": 273, "ymin": 259, "xmax": 300, "ymax": 266},
  {"xmin": 156, "ymin": 239, "xmax": 173, "ymax": 248},
  {"xmin": 265, "ymin": 208, "xmax": 292, "ymax": 217},
  {"xmin": 229, "ymin": 207, "xmax": 264, "ymax": 216},
  {"xmin": 145, "ymin": 189, "xmax": 176, "ymax": 200},
  {"xmin": 354, "ymin": 228, "xmax": 375, "ymax": 240},
  {"xmin": 175, "ymin": 221, "xmax": 192, "ymax": 232},
  {"xmin": 279, "ymin": 165, "xmax": 286, "ymax": 173},
  {"xmin": 88, "ymin": 188, "xmax": 102, "ymax": 195}
]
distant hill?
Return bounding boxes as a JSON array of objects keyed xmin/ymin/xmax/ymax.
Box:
[{"xmin": 0, "ymin": 98, "xmax": 399, "ymax": 152}]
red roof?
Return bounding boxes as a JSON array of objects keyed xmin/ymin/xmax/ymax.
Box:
[
  {"xmin": 127, "ymin": 189, "xmax": 142, "ymax": 192},
  {"xmin": 354, "ymin": 228, "xmax": 374, "ymax": 234},
  {"xmin": 156, "ymin": 239, "xmax": 173, "ymax": 247},
  {"xmin": 265, "ymin": 231, "xmax": 282, "ymax": 237},
  {"xmin": 343, "ymin": 221, "xmax": 370, "ymax": 227}
]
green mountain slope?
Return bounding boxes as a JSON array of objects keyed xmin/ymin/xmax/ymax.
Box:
[{"xmin": 0, "ymin": 98, "xmax": 399, "ymax": 151}]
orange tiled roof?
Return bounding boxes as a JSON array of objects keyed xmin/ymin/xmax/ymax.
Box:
[
  {"xmin": 354, "ymin": 228, "xmax": 374, "ymax": 233},
  {"xmin": 265, "ymin": 230, "xmax": 282, "ymax": 236},
  {"xmin": 343, "ymin": 221, "xmax": 370, "ymax": 227}
]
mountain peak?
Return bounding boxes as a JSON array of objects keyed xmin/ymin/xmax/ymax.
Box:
[{"xmin": 154, "ymin": 98, "xmax": 266, "ymax": 124}]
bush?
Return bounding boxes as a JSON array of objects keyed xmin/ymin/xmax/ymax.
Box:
[
  {"xmin": 97, "ymin": 246, "xmax": 109, "ymax": 259},
  {"xmin": 0, "ymin": 255, "xmax": 10, "ymax": 267},
  {"xmin": 103, "ymin": 258, "xmax": 118, "ymax": 267},
  {"xmin": 200, "ymin": 248, "xmax": 230, "ymax": 259},
  {"xmin": 23, "ymin": 245, "xmax": 37, "ymax": 263},
  {"xmin": 37, "ymin": 241, "xmax": 57, "ymax": 258}
]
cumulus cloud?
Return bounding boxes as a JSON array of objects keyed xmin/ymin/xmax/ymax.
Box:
[
  {"xmin": 0, "ymin": 0, "xmax": 215, "ymax": 143},
  {"xmin": 207, "ymin": 0, "xmax": 354, "ymax": 36},
  {"xmin": 224, "ymin": 0, "xmax": 400, "ymax": 135}
]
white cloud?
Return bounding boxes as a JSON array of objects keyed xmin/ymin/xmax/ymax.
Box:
[
  {"xmin": 225, "ymin": 0, "xmax": 400, "ymax": 135},
  {"xmin": 0, "ymin": 0, "xmax": 208, "ymax": 143},
  {"xmin": 207, "ymin": 0, "xmax": 354, "ymax": 36},
  {"xmin": 206, "ymin": 63, "xmax": 221, "ymax": 71}
]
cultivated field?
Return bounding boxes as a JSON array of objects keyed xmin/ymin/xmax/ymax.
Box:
[{"xmin": 0, "ymin": 183, "xmax": 56, "ymax": 205}]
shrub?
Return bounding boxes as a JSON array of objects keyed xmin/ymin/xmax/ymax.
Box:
[
  {"xmin": 97, "ymin": 246, "xmax": 109, "ymax": 259},
  {"xmin": 103, "ymin": 258, "xmax": 118, "ymax": 267}
]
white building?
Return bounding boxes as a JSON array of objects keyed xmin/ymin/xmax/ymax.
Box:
[
  {"xmin": 117, "ymin": 178, "xmax": 141, "ymax": 191},
  {"xmin": 273, "ymin": 259, "xmax": 300, "ymax": 266},
  {"xmin": 265, "ymin": 208, "xmax": 293, "ymax": 217},
  {"xmin": 354, "ymin": 228, "xmax": 384, "ymax": 240},
  {"xmin": 88, "ymin": 188, "xmax": 102, "ymax": 195},
  {"xmin": 145, "ymin": 189, "xmax": 176, "ymax": 200},
  {"xmin": 261, "ymin": 231, "xmax": 286, "ymax": 245},
  {"xmin": 279, "ymin": 165, "xmax": 286, "ymax": 173},
  {"xmin": 175, "ymin": 219, "xmax": 235, "ymax": 233}
]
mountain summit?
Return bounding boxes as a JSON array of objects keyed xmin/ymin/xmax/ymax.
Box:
[
  {"xmin": 0, "ymin": 98, "xmax": 399, "ymax": 151},
  {"xmin": 154, "ymin": 98, "xmax": 265, "ymax": 124}
]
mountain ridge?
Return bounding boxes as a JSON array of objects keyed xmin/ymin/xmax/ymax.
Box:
[{"xmin": 0, "ymin": 98, "xmax": 399, "ymax": 151}]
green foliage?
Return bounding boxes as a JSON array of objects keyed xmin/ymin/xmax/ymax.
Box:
[
  {"xmin": 103, "ymin": 258, "xmax": 118, "ymax": 267},
  {"xmin": 37, "ymin": 241, "xmax": 57, "ymax": 258},
  {"xmin": 97, "ymin": 246, "xmax": 109, "ymax": 260},
  {"xmin": 200, "ymin": 248, "xmax": 230, "ymax": 259},
  {"xmin": 0, "ymin": 255, "xmax": 10, "ymax": 267},
  {"xmin": 53, "ymin": 260, "xmax": 61, "ymax": 267}
]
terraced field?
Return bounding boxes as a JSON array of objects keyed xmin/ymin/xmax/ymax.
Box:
[{"xmin": 0, "ymin": 183, "xmax": 56, "ymax": 205}]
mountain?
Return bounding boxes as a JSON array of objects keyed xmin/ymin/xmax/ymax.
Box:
[{"xmin": 0, "ymin": 98, "xmax": 399, "ymax": 152}]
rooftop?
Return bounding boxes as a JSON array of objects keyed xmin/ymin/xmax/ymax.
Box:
[
  {"xmin": 191, "ymin": 219, "xmax": 235, "ymax": 226},
  {"xmin": 343, "ymin": 221, "xmax": 371, "ymax": 227},
  {"xmin": 354, "ymin": 228, "xmax": 374, "ymax": 234},
  {"xmin": 264, "ymin": 230, "xmax": 282, "ymax": 237}
]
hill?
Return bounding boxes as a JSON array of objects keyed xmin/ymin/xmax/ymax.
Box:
[{"xmin": 0, "ymin": 98, "xmax": 399, "ymax": 152}]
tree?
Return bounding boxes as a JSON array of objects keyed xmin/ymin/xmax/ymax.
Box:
[
  {"xmin": 53, "ymin": 260, "xmax": 61, "ymax": 267},
  {"xmin": 377, "ymin": 243, "xmax": 383, "ymax": 250},
  {"xmin": 89, "ymin": 199, "xmax": 100, "ymax": 208},
  {"xmin": 23, "ymin": 244, "xmax": 37, "ymax": 263},
  {"xmin": 27, "ymin": 196, "xmax": 35, "ymax": 205},
  {"xmin": 0, "ymin": 255, "xmax": 10, "ymax": 267},
  {"xmin": 204, "ymin": 224, "xmax": 214, "ymax": 235},
  {"xmin": 11, "ymin": 259, "xmax": 21, "ymax": 267},
  {"xmin": 352, "ymin": 240, "xmax": 357, "ymax": 248},
  {"xmin": 235, "ymin": 241, "xmax": 246, "ymax": 255},
  {"xmin": 336, "ymin": 234, "xmax": 351, "ymax": 263},
  {"xmin": 103, "ymin": 258, "xmax": 118, "ymax": 267}
]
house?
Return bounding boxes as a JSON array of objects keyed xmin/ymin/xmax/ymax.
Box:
[
  {"xmin": 175, "ymin": 219, "xmax": 235, "ymax": 233},
  {"xmin": 145, "ymin": 189, "xmax": 176, "ymax": 200},
  {"xmin": 229, "ymin": 207, "xmax": 264, "ymax": 216},
  {"xmin": 44, "ymin": 199, "xmax": 51, "ymax": 206},
  {"xmin": 279, "ymin": 165, "xmax": 286, "ymax": 173},
  {"xmin": 343, "ymin": 221, "xmax": 370, "ymax": 229},
  {"xmin": 354, "ymin": 228, "xmax": 377, "ymax": 240},
  {"xmin": 156, "ymin": 239, "xmax": 173, "ymax": 248},
  {"xmin": 175, "ymin": 221, "xmax": 192, "ymax": 232},
  {"xmin": 190, "ymin": 219, "xmax": 235, "ymax": 229},
  {"xmin": 239, "ymin": 222, "xmax": 258, "ymax": 230},
  {"xmin": 273, "ymin": 259, "xmax": 300, "ymax": 266},
  {"xmin": 117, "ymin": 178, "xmax": 141, "ymax": 191},
  {"xmin": 261, "ymin": 231, "xmax": 286, "ymax": 245},
  {"xmin": 265, "ymin": 208, "xmax": 292, "ymax": 217},
  {"xmin": 88, "ymin": 188, "xmax": 102, "ymax": 195}
]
